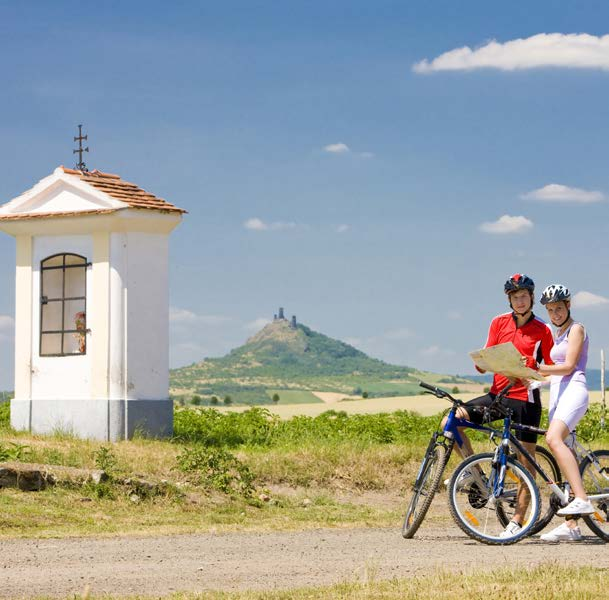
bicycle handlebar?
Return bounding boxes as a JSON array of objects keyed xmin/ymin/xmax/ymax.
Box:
[
  {"xmin": 418, "ymin": 381, "xmax": 464, "ymax": 405},
  {"xmin": 419, "ymin": 381, "xmax": 444, "ymax": 395}
]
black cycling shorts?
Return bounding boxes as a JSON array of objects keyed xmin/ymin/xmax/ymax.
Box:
[{"xmin": 463, "ymin": 390, "xmax": 542, "ymax": 443}]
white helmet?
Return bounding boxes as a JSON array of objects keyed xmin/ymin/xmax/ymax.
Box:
[{"xmin": 540, "ymin": 284, "xmax": 571, "ymax": 305}]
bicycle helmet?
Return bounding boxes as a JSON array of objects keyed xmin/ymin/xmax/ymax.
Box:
[
  {"xmin": 540, "ymin": 284, "xmax": 571, "ymax": 305},
  {"xmin": 504, "ymin": 273, "xmax": 535, "ymax": 295}
]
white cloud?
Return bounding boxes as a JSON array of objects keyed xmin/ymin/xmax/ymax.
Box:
[
  {"xmin": 323, "ymin": 142, "xmax": 350, "ymax": 154},
  {"xmin": 244, "ymin": 217, "xmax": 296, "ymax": 231},
  {"xmin": 572, "ymin": 291, "xmax": 609, "ymax": 308},
  {"xmin": 169, "ymin": 307, "xmax": 231, "ymax": 325},
  {"xmin": 383, "ymin": 327, "xmax": 415, "ymax": 341},
  {"xmin": 359, "ymin": 152, "xmax": 375, "ymax": 158},
  {"xmin": 479, "ymin": 215, "xmax": 533, "ymax": 234},
  {"xmin": 413, "ymin": 33, "xmax": 609, "ymax": 74},
  {"xmin": 245, "ymin": 317, "xmax": 271, "ymax": 331},
  {"xmin": 244, "ymin": 217, "xmax": 267, "ymax": 231},
  {"xmin": 521, "ymin": 183, "xmax": 605, "ymax": 203},
  {"xmin": 421, "ymin": 345, "xmax": 441, "ymax": 357},
  {"xmin": 420, "ymin": 345, "xmax": 455, "ymax": 357},
  {"xmin": 447, "ymin": 310, "xmax": 463, "ymax": 321},
  {"xmin": 336, "ymin": 224, "xmax": 350, "ymax": 233},
  {"xmin": 0, "ymin": 316, "xmax": 14, "ymax": 331}
]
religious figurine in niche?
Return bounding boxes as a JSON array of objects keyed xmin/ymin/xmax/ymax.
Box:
[{"xmin": 74, "ymin": 311, "xmax": 86, "ymax": 353}]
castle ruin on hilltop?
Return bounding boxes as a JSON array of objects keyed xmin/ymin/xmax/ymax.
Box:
[{"xmin": 273, "ymin": 307, "xmax": 297, "ymax": 329}]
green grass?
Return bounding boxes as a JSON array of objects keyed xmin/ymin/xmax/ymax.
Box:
[
  {"xmin": 0, "ymin": 483, "xmax": 393, "ymax": 539},
  {"xmin": 1, "ymin": 401, "xmax": 608, "ymax": 539},
  {"xmin": 266, "ymin": 390, "xmax": 323, "ymax": 404},
  {"xmin": 157, "ymin": 565, "xmax": 609, "ymax": 599}
]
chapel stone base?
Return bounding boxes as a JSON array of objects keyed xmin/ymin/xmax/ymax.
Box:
[{"xmin": 10, "ymin": 398, "xmax": 173, "ymax": 441}]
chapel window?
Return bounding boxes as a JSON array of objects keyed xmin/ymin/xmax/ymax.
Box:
[{"xmin": 40, "ymin": 253, "xmax": 89, "ymax": 356}]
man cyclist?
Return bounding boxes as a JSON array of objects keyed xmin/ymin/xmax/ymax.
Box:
[{"xmin": 446, "ymin": 274, "xmax": 554, "ymax": 537}]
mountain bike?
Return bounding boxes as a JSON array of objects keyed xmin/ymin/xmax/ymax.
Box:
[
  {"xmin": 402, "ymin": 382, "xmax": 559, "ymax": 539},
  {"xmin": 448, "ymin": 403, "xmax": 609, "ymax": 544}
]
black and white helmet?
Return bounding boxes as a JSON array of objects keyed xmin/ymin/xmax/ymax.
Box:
[{"xmin": 540, "ymin": 284, "xmax": 571, "ymax": 305}]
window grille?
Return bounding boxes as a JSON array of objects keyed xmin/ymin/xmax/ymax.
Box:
[{"xmin": 40, "ymin": 253, "xmax": 89, "ymax": 356}]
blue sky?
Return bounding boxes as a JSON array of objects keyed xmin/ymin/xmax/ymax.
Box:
[{"xmin": 1, "ymin": 1, "xmax": 609, "ymax": 388}]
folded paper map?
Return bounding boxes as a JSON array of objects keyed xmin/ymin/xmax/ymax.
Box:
[{"xmin": 469, "ymin": 342, "xmax": 546, "ymax": 382}]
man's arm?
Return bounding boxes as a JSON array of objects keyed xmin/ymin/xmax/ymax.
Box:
[{"xmin": 539, "ymin": 324, "xmax": 555, "ymax": 366}]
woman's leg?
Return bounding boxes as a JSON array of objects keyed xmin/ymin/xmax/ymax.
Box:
[{"xmin": 546, "ymin": 419, "xmax": 587, "ymax": 500}]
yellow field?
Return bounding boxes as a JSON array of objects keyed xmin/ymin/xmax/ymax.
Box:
[{"xmin": 216, "ymin": 389, "xmax": 607, "ymax": 419}]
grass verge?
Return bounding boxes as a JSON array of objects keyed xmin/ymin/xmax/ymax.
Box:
[{"xmin": 87, "ymin": 564, "xmax": 608, "ymax": 599}]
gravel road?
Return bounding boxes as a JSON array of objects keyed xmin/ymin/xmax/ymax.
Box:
[{"xmin": 1, "ymin": 522, "xmax": 607, "ymax": 598}]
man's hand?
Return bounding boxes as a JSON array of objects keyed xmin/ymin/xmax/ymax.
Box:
[{"xmin": 520, "ymin": 355, "xmax": 538, "ymax": 370}]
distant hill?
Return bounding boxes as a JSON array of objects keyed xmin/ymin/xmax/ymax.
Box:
[
  {"xmin": 170, "ymin": 314, "xmax": 473, "ymax": 405},
  {"xmin": 191, "ymin": 318, "xmax": 415, "ymax": 378}
]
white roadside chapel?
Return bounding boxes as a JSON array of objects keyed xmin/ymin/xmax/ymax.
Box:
[{"xmin": 0, "ymin": 165, "xmax": 185, "ymax": 440}]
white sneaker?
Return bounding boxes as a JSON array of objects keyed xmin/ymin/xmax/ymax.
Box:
[
  {"xmin": 540, "ymin": 522, "xmax": 582, "ymax": 543},
  {"xmin": 499, "ymin": 520, "xmax": 522, "ymax": 539},
  {"xmin": 556, "ymin": 497, "xmax": 595, "ymax": 516}
]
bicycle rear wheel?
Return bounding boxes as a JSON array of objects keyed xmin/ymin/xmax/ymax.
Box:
[
  {"xmin": 527, "ymin": 445, "xmax": 561, "ymax": 536},
  {"xmin": 448, "ymin": 452, "xmax": 540, "ymax": 545},
  {"xmin": 401, "ymin": 443, "xmax": 448, "ymax": 538},
  {"xmin": 580, "ymin": 449, "xmax": 609, "ymax": 541}
]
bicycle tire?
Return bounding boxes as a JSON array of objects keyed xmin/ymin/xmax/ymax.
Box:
[
  {"xmin": 448, "ymin": 452, "xmax": 540, "ymax": 545},
  {"xmin": 495, "ymin": 445, "xmax": 561, "ymax": 536},
  {"xmin": 401, "ymin": 444, "xmax": 448, "ymax": 538},
  {"xmin": 579, "ymin": 449, "xmax": 609, "ymax": 541},
  {"xmin": 526, "ymin": 446, "xmax": 562, "ymax": 536}
]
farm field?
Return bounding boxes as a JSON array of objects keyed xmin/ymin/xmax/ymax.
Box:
[
  {"xmin": 215, "ymin": 388, "xmax": 607, "ymax": 419},
  {"xmin": 216, "ymin": 392, "xmax": 481, "ymax": 418},
  {"xmin": 265, "ymin": 389, "xmax": 323, "ymax": 404}
]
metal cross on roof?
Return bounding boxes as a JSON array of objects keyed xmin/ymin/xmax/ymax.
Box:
[{"xmin": 73, "ymin": 124, "xmax": 89, "ymax": 172}]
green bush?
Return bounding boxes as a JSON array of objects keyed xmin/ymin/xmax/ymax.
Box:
[
  {"xmin": 0, "ymin": 442, "xmax": 30, "ymax": 461},
  {"xmin": 568, "ymin": 403, "xmax": 609, "ymax": 442},
  {"xmin": 0, "ymin": 401, "xmax": 10, "ymax": 428},
  {"xmin": 173, "ymin": 406, "xmax": 440, "ymax": 448},
  {"xmin": 93, "ymin": 445, "xmax": 118, "ymax": 474},
  {"xmin": 175, "ymin": 445, "xmax": 255, "ymax": 496},
  {"xmin": 174, "ymin": 406, "xmax": 279, "ymax": 446}
]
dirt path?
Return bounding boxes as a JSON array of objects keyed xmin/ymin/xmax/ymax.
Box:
[{"xmin": 1, "ymin": 522, "xmax": 607, "ymax": 598}]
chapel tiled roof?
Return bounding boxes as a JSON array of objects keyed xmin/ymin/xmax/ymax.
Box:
[
  {"xmin": 61, "ymin": 167, "xmax": 186, "ymax": 213},
  {"xmin": 0, "ymin": 208, "xmax": 118, "ymax": 221}
]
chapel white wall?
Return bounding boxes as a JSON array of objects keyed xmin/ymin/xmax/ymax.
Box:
[
  {"xmin": 30, "ymin": 235, "xmax": 92, "ymax": 400},
  {"xmin": 123, "ymin": 232, "xmax": 169, "ymax": 400}
]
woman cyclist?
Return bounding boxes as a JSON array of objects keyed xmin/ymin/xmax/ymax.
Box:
[
  {"xmin": 446, "ymin": 274, "xmax": 554, "ymax": 538},
  {"xmin": 537, "ymin": 284, "xmax": 594, "ymax": 542}
]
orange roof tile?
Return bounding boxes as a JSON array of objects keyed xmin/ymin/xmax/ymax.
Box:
[
  {"xmin": 62, "ymin": 167, "xmax": 186, "ymax": 213},
  {"xmin": 0, "ymin": 208, "xmax": 117, "ymax": 221}
]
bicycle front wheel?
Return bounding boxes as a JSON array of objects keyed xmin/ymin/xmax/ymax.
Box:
[
  {"xmin": 499, "ymin": 444, "xmax": 561, "ymax": 536},
  {"xmin": 580, "ymin": 449, "xmax": 609, "ymax": 541},
  {"xmin": 401, "ymin": 443, "xmax": 448, "ymax": 538},
  {"xmin": 448, "ymin": 452, "xmax": 540, "ymax": 545}
]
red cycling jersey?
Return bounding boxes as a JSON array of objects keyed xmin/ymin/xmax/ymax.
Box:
[{"xmin": 479, "ymin": 312, "xmax": 554, "ymax": 402}]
